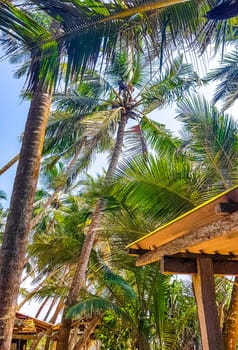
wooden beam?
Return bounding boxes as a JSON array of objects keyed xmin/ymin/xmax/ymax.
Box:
[
  {"xmin": 128, "ymin": 248, "xmax": 149, "ymax": 256},
  {"xmin": 161, "ymin": 256, "xmax": 196, "ymax": 274},
  {"xmin": 161, "ymin": 256, "xmax": 238, "ymax": 275},
  {"xmin": 171, "ymin": 252, "xmax": 237, "ymax": 259},
  {"xmin": 192, "ymin": 258, "xmax": 224, "ymax": 350},
  {"xmin": 219, "ymin": 202, "xmax": 238, "ymax": 213},
  {"xmin": 12, "ymin": 334, "xmax": 37, "ymax": 340},
  {"xmin": 136, "ymin": 211, "xmax": 238, "ymax": 266}
]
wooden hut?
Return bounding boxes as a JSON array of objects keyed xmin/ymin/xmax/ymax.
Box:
[
  {"xmin": 11, "ymin": 312, "xmax": 56, "ymax": 350},
  {"xmin": 127, "ymin": 186, "xmax": 238, "ymax": 350}
]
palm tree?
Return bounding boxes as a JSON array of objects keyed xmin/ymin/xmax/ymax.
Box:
[
  {"xmin": 22, "ymin": 179, "xmax": 100, "ymax": 349},
  {"xmin": 176, "ymin": 94, "xmax": 238, "ymax": 350},
  {"xmin": 103, "ymin": 92, "xmax": 238, "ymax": 349},
  {"xmin": 65, "ymin": 212, "xmax": 199, "ymax": 350},
  {"xmin": 0, "ymin": 4, "xmax": 62, "ymax": 347},
  {"xmin": 113, "ymin": 94, "xmax": 238, "ymax": 349},
  {"xmin": 39, "ymin": 53, "xmax": 198, "ymax": 349}
]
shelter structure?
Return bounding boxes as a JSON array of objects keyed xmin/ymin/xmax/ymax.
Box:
[
  {"xmin": 11, "ymin": 312, "xmax": 101, "ymax": 350},
  {"xmin": 127, "ymin": 186, "xmax": 238, "ymax": 350},
  {"xmin": 11, "ymin": 312, "xmax": 56, "ymax": 350}
]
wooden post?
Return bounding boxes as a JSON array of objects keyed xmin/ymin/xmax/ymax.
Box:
[{"xmin": 192, "ymin": 258, "xmax": 224, "ymax": 350}]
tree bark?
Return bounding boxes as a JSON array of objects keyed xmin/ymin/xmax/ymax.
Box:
[
  {"xmin": 223, "ymin": 277, "xmax": 238, "ymax": 350},
  {"xmin": 0, "ymin": 154, "xmax": 19, "ymax": 176},
  {"xmin": 56, "ymin": 201, "xmax": 103, "ymax": 350},
  {"xmin": 56, "ymin": 113, "xmax": 128, "ymax": 350},
  {"xmin": 72, "ymin": 315, "xmax": 101, "ymax": 350},
  {"xmin": 0, "ymin": 85, "xmax": 52, "ymax": 350}
]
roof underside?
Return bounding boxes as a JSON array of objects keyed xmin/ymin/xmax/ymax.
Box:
[
  {"xmin": 127, "ymin": 186, "xmax": 238, "ymax": 266},
  {"xmin": 13, "ymin": 312, "xmax": 54, "ymax": 338}
]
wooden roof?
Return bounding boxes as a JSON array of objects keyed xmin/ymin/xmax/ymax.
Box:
[
  {"xmin": 13, "ymin": 312, "xmax": 55, "ymax": 340},
  {"xmin": 127, "ymin": 186, "xmax": 238, "ymax": 266}
]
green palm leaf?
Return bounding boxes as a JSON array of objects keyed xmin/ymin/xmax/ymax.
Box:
[
  {"xmin": 141, "ymin": 55, "xmax": 199, "ymax": 114},
  {"xmin": 0, "ymin": 191, "xmax": 6, "ymax": 201},
  {"xmin": 177, "ymin": 94, "xmax": 238, "ymax": 187},
  {"xmin": 140, "ymin": 116, "xmax": 180, "ymax": 154},
  {"xmin": 66, "ymin": 297, "xmax": 128, "ymax": 319},
  {"xmin": 0, "ymin": 1, "xmax": 60, "ymax": 90},
  {"xmin": 111, "ymin": 154, "xmax": 201, "ymax": 222},
  {"xmin": 205, "ymin": 49, "xmax": 238, "ymax": 110},
  {"xmin": 94, "ymin": 263, "xmax": 137, "ymax": 301}
]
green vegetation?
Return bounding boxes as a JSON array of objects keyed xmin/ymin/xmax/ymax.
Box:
[{"xmin": 1, "ymin": 1, "xmax": 238, "ymax": 349}]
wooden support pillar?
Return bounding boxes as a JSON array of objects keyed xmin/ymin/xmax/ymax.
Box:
[{"xmin": 192, "ymin": 258, "xmax": 224, "ymax": 350}]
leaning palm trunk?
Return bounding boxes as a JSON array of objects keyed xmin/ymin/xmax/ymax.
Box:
[
  {"xmin": 135, "ymin": 333, "xmax": 150, "ymax": 350},
  {"xmin": 223, "ymin": 277, "xmax": 238, "ymax": 350},
  {"xmin": 0, "ymin": 84, "xmax": 52, "ymax": 350},
  {"xmin": 72, "ymin": 315, "xmax": 101, "ymax": 350},
  {"xmin": 56, "ymin": 113, "xmax": 128, "ymax": 350},
  {"xmin": 0, "ymin": 154, "xmax": 19, "ymax": 176}
]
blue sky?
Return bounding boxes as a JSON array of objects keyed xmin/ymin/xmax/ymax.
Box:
[{"xmin": 0, "ymin": 59, "xmax": 29, "ymax": 205}]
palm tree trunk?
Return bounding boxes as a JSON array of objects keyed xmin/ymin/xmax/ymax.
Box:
[
  {"xmin": 56, "ymin": 113, "xmax": 128, "ymax": 350},
  {"xmin": 0, "ymin": 154, "xmax": 19, "ymax": 176},
  {"xmin": 72, "ymin": 315, "xmax": 101, "ymax": 350},
  {"xmin": 223, "ymin": 277, "xmax": 238, "ymax": 350},
  {"xmin": 0, "ymin": 84, "xmax": 52, "ymax": 350},
  {"xmin": 136, "ymin": 334, "xmax": 151, "ymax": 350}
]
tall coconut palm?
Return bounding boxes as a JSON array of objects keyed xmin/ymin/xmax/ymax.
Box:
[
  {"xmin": 0, "ymin": 5, "xmax": 61, "ymax": 347},
  {"xmin": 105, "ymin": 93, "xmax": 238, "ymax": 349},
  {"xmin": 39, "ymin": 53, "xmax": 198, "ymax": 348},
  {"xmin": 176, "ymin": 94, "xmax": 238, "ymax": 350},
  {"xmin": 65, "ymin": 204, "xmax": 199, "ymax": 349},
  {"xmin": 0, "ymin": 2, "xmax": 121, "ymax": 347},
  {"xmin": 113, "ymin": 94, "xmax": 238, "ymax": 349},
  {"xmin": 16, "ymin": 171, "xmax": 104, "ymax": 349}
]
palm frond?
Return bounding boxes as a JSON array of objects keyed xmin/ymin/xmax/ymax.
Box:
[
  {"xmin": 66, "ymin": 297, "xmax": 127, "ymax": 319},
  {"xmin": 80, "ymin": 108, "xmax": 122, "ymax": 138},
  {"xmin": 176, "ymin": 94, "xmax": 238, "ymax": 187},
  {"xmin": 152, "ymin": 273, "xmax": 170, "ymax": 346},
  {"xmin": 196, "ymin": 0, "xmax": 238, "ymax": 55},
  {"xmin": 141, "ymin": 55, "xmax": 199, "ymax": 114},
  {"xmin": 140, "ymin": 116, "xmax": 180, "ymax": 154},
  {"xmin": 111, "ymin": 154, "xmax": 201, "ymax": 222},
  {"xmin": 0, "ymin": 1, "xmax": 60, "ymax": 90},
  {"xmin": 205, "ymin": 49, "xmax": 238, "ymax": 110},
  {"xmin": 90, "ymin": 260, "xmax": 138, "ymax": 302},
  {"xmin": 123, "ymin": 124, "xmax": 148, "ymax": 159},
  {"xmin": 0, "ymin": 191, "xmax": 6, "ymax": 201}
]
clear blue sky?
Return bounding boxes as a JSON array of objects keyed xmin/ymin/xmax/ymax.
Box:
[{"xmin": 0, "ymin": 58, "xmax": 29, "ymax": 205}]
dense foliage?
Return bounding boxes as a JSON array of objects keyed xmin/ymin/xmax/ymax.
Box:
[{"xmin": 1, "ymin": 0, "xmax": 238, "ymax": 349}]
